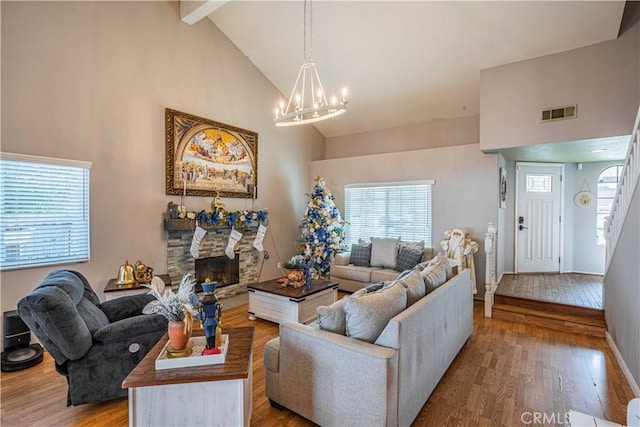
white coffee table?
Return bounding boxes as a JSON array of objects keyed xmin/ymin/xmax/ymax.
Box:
[{"xmin": 247, "ymin": 279, "xmax": 338, "ymax": 324}]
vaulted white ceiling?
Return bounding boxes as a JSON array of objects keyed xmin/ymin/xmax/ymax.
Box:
[{"xmin": 202, "ymin": 1, "xmax": 625, "ymax": 139}]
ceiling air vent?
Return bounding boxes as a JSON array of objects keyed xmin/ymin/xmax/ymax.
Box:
[{"xmin": 541, "ymin": 105, "xmax": 577, "ymax": 122}]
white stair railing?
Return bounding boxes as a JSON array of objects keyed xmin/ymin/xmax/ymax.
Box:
[
  {"xmin": 484, "ymin": 222, "xmax": 498, "ymax": 317},
  {"xmin": 605, "ymin": 105, "xmax": 640, "ymax": 269}
]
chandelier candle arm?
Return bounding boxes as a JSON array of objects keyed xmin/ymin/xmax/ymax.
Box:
[{"xmin": 273, "ymin": 0, "xmax": 348, "ymax": 127}]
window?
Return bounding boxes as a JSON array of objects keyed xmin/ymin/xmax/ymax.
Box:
[
  {"xmin": 596, "ymin": 165, "xmax": 623, "ymax": 245},
  {"xmin": 1, "ymin": 153, "xmax": 91, "ymax": 270},
  {"xmin": 344, "ymin": 181, "xmax": 433, "ymax": 247},
  {"xmin": 525, "ymin": 174, "xmax": 552, "ymax": 193}
]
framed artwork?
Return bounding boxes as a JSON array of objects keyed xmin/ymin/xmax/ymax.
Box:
[
  {"xmin": 499, "ymin": 167, "xmax": 507, "ymax": 209},
  {"xmin": 165, "ymin": 108, "xmax": 258, "ymax": 199}
]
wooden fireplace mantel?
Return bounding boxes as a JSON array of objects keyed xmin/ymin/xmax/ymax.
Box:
[{"xmin": 164, "ymin": 219, "xmax": 260, "ymax": 232}]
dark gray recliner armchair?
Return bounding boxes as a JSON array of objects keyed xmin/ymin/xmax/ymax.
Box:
[{"xmin": 17, "ymin": 270, "xmax": 167, "ymax": 406}]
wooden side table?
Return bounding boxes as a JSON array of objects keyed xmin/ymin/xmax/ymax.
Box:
[
  {"xmin": 123, "ymin": 327, "xmax": 254, "ymax": 427},
  {"xmin": 103, "ymin": 274, "xmax": 172, "ymax": 301}
]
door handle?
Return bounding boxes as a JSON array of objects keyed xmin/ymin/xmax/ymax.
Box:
[{"xmin": 519, "ymin": 224, "xmax": 528, "ymax": 231}]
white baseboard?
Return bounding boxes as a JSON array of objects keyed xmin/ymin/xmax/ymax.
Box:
[
  {"xmin": 497, "ymin": 271, "xmax": 602, "ymax": 276},
  {"xmin": 606, "ymin": 331, "xmax": 640, "ymax": 397},
  {"xmin": 570, "ymin": 271, "xmax": 604, "ymax": 276}
]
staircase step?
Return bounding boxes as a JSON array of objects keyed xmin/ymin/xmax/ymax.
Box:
[
  {"xmin": 492, "ymin": 302, "xmax": 607, "ymax": 338},
  {"xmin": 493, "ymin": 303, "xmax": 606, "ymax": 327},
  {"xmin": 494, "ymin": 294, "xmax": 604, "ymax": 321}
]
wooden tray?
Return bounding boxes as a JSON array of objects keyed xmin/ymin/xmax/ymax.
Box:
[{"xmin": 155, "ymin": 335, "xmax": 228, "ymax": 370}]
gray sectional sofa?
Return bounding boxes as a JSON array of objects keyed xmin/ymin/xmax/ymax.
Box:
[
  {"xmin": 264, "ymin": 268, "xmax": 474, "ymax": 426},
  {"xmin": 330, "ymin": 247, "xmax": 435, "ymax": 292}
]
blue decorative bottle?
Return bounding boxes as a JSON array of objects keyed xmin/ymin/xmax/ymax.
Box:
[{"xmin": 304, "ymin": 263, "xmax": 312, "ymax": 286}]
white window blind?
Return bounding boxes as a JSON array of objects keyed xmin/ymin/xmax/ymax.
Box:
[
  {"xmin": 344, "ymin": 181, "xmax": 433, "ymax": 248},
  {"xmin": 1, "ymin": 153, "xmax": 91, "ymax": 270}
]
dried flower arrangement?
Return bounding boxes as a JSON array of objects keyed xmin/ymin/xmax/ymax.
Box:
[{"xmin": 142, "ymin": 274, "xmax": 199, "ymax": 321}]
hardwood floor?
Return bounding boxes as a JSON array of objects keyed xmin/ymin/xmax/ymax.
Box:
[
  {"xmin": 1, "ymin": 301, "xmax": 634, "ymax": 426},
  {"xmin": 496, "ymin": 273, "xmax": 603, "ymax": 309}
]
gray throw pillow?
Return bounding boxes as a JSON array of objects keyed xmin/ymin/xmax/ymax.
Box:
[
  {"xmin": 414, "ymin": 260, "xmax": 431, "ymax": 271},
  {"xmin": 395, "ymin": 268, "xmax": 425, "ymax": 306},
  {"xmin": 365, "ymin": 281, "xmax": 388, "ymax": 292},
  {"xmin": 370, "ymin": 237, "xmax": 400, "ymax": 269},
  {"xmin": 428, "ymin": 253, "xmax": 453, "ymax": 280},
  {"xmin": 343, "ymin": 281, "xmax": 407, "ymax": 343},
  {"xmin": 421, "ymin": 263, "xmax": 447, "ymax": 294},
  {"xmin": 317, "ymin": 299, "xmax": 346, "ymax": 335},
  {"xmin": 395, "ymin": 246, "xmax": 424, "ymax": 272},
  {"xmin": 349, "ymin": 244, "xmax": 371, "ymax": 267},
  {"xmin": 399, "ymin": 240, "xmax": 425, "ymax": 252}
]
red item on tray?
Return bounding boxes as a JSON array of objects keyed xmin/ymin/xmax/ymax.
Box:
[{"xmin": 201, "ymin": 347, "xmax": 221, "ymax": 355}]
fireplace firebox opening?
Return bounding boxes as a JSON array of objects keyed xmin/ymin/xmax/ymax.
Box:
[{"xmin": 194, "ymin": 255, "xmax": 239, "ymax": 292}]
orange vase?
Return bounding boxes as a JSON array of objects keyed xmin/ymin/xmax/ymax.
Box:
[{"xmin": 167, "ymin": 320, "xmax": 192, "ymax": 350}]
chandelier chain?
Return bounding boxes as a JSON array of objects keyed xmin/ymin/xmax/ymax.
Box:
[
  {"xmin": 310, "ymin": 0, "xmax": 313, "ymax": 61},
  {"xmin": 303, "ymin": 0, "xmax": 314, "ymax": 62}
]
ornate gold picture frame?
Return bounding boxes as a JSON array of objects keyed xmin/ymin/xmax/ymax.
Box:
[{"xmin": 165, "ymin": 108, "xmax": 258, "ymax": 199}]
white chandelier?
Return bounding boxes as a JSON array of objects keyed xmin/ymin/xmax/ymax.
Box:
[{"xmin": 274, "ymin": 0, "xmax": 348, "ymax": 127}]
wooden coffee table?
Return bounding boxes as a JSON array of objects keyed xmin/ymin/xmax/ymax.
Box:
[
  {"xmin": 122, "ymin": 327, "xmax": 254, "ymax": 427},
  {"xmin": 247, "ymin": 279, "xmax": 338, "ymax": 324}
]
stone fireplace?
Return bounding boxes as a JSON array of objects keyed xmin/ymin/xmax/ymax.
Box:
[{"xmin": 166, "ymin": 221, "xmax": 259, "ymax": 299}]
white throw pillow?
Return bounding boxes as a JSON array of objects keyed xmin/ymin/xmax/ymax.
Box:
[{"xmin": 370, "ymin": 237, "xmax": 400, "ymax": 269}]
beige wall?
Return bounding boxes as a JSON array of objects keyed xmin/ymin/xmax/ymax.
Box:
[
  {"xmin": 480, "ymin": 23, "xmax": 639, "ymax": 151},
  {"xmin": 0, "ymin": 2, "xmax": 324, "ymax": 325},
  {"xmin": 325, "ymin": 115, "xmax": 479, "ymax": 159},
  {"xmin": 311, "ymin": 143, "xmax": 498, "ymax": 297}
]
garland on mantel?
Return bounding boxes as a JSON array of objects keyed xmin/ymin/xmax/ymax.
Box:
[
  {"xmin": 166, "ymin": 202, "xmax": 268, "ymax": 228},
  {"xmin": 196, "ymin": 208, "xmax": 268, "ymax": 228}
]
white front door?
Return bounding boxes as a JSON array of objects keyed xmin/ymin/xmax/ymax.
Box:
[{"xmin": 515, "ymin": 163, "xmax": 564, "ymax": 273}]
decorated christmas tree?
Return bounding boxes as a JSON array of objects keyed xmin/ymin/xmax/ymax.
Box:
[{"xmin": 299, "ymin": 177, "xmax": 346, "ymax": 278}]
